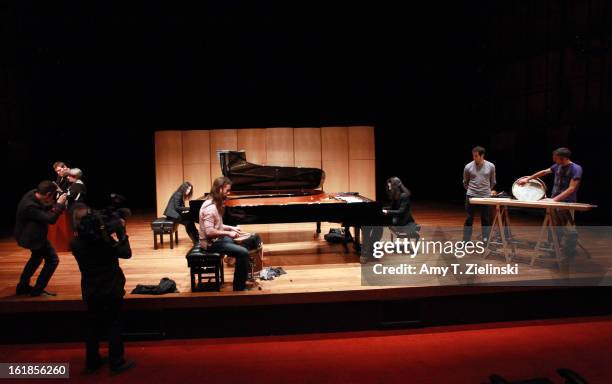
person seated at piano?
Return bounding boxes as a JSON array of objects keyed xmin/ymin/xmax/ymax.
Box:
[
  {"xmin": 66, "ymin": 168, "xmax": 86, "ymax": 208},
  {"xmin": 362, "ymin": 177, "xmax": 418, "ymax": 262},
  {"xmin": 517, "ymin": 147, "xmax": 582, "ymax": 259},
  {"xmin": 199, "ymin": 176, "xmax": 257, "ymax": 291},
  {"xmin": 53, "ymin": 161, "xmax": 71, "ymax": 198},
  {"xmin": 382, "ymin": 177, "xmax": 416, "ymax": 227},
  {"xmin": 163, "ymin": 181, "xmax": 199, "ymax": 245}
]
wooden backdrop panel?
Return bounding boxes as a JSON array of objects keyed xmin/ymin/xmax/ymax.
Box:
[
  {"xmin": 210, "ymin": 129, "xmax": 237, "ymax": 180},
  {"xmin": 321, "ymin": 127, "xmax": 349, "ymax": 192},
  {"xmin": 181, "ymin": 130, "xmax": 211, "ymax": 198},
  {"xmin": 155, "ymin": 131, "xmax": 183, "ymax": 165},
  {"xmin": 155, "ymin": 131, "xmax": 184, "ymax": 216},
  {"xmin": 348, "ymin": 126, "xmax": 375, "ymax": 160},
  {"xmin": 349, "ymin": 159, "xmax": 376, "ymax": 200},
  {"xmin": 266, "ymin": 128, "xmax": 294, "ymax": 166},
  {"xmin": 182, "ymin": 130, "xmax": 210, "ymax": 165},
  {"xmin": 348, "ymin": 126, "xmax": 375, "ymax": 199},
  {"xmin": 237, "ymin": 129, "xmax": 267, "ymax": 165},
  {"xmin": 294, "ymin": 127, "xmax": 321, "ymax": 169},
  {"xmin": 322, "ymin": 159, "xmax": 349, "ymax": 192},
  {"xmin": 321, "ymin": 127, "xmax": 349, "ymax": 161}
]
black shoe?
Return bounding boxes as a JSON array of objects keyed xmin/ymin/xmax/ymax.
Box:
[
  {"xmin": 110, "ymin": 360, "xmax": 135, "ymax": 375},
  {"xmin": 16, "ymin": 285, "xmax": 33, "ymax": 295},
  {"xmin": 83, "ymin": 357, "xmax": 108, "ymax": 374},
  {"xmin": 30, "ymin": 290, "xmax": 57, "ymax": 297}
]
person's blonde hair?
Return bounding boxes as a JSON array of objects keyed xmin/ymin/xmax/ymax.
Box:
[{"xmin": 68, "ymin": 168, "xmax": 83, "ymax": 179}]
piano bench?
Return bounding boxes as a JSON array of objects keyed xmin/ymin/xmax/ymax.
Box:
[
  {"xmin": 151, "ymin": 217, "xmax": 179, "ymax": 250},
  {"xmin": 186, "ymin": 245, "xmax": 224, "ymax": 292}
]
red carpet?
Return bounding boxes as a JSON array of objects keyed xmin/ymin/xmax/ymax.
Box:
[{"xmin": 1, "ymin": 316, "xmax": 612, "ymax": 383}]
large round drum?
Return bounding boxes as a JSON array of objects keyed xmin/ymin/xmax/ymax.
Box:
[{"xmin": 512, "ymin": 177, "xmax": 547, "ymax": 201}]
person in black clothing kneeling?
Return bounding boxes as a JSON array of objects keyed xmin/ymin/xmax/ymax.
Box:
[
  {"xmin": 70, "ymin": 205, "xmax": 135, "ymax": 375},
  {"xmin": 15, "ymin": 180, "xmax": 67, "ymax": 296},
  {"xmin": 163, "ymin": 181, "xmax": 199, "ymax": 245}
]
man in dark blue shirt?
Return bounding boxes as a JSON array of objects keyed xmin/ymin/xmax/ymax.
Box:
[
  {"xmin": 518, "ymin": 147, "xmax": 582, "ymax": 203},
  {"xmin": 518, "ymin": 147, "xmax": 583, "ymax": 259}
]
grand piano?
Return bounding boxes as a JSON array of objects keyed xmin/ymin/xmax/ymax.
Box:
[{"xmin": 187, "ymin": 150, "xmax": 392, "ymax": 252}]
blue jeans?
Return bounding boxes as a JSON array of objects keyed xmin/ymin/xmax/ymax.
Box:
[{"xmin": 208, "ymin": 236, "xmax": 250, "ymax": 290}]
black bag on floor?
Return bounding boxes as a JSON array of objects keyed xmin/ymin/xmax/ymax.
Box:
[
  {"xmin": 131, "ymin": 277, "xmax": 179, "ymax": 295},
  {"xmin": 324, "ymin": 228, "xmax": 353, "ymax": 244}
]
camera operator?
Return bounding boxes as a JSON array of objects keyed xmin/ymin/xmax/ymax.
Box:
[
  {"xmin": 15, "ymin": 180, "xmax": 67, "ymax": 296},
  {"xmin": 70, "ymin": 204, "xmax": 135, "ymax": 375}
]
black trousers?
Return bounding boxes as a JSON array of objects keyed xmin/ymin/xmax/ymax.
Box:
[
  {"xmin": 18, "ymin": 240, "xmax": 59, "ymax": 292},
  {"xmin": 463, "ymin": 196, "xmax": 492, "ymax": 241},
  {"xmin": 208, "ymin": 236, "xmax": 250, "ymax": 290},
  {"xmin": 172, "ymin": 218, "xmax": 199, "ymax": 244},
  {"xmin": 85, "ymin": 296, "xmax": 125, "ymax": 369}
]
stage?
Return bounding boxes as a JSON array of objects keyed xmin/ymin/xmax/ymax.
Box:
[{"xmin": 1, "ymin": 203, "xmax": 611, "ymax": 342}]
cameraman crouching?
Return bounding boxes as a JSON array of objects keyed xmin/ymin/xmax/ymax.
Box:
[{"xmin": 70, "ymin": 204, "xmax": 135, "ymax": 375}]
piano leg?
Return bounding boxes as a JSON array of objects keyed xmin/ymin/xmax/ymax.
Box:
[
  {"xmin": 316, "ymin": 221, "xmax": 321, "ymax": 235},
  {"xmin": 340, "ymin": 225, "xmax": 350, "ymax": 253},
  {"xmin": 353, "ymin": 225, "xmax": 361, "ymax": 254}
]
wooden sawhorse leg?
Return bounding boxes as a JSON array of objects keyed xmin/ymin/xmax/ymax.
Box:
[
  {"xmin": 501, "ymin": 206, "xmax": 516, "ymax": 260},
  {"xmin": 533, "ymin": 208, "xmax": 562, "ymax": 268},
  {"xmin": 484, "ymin": 204, "xmax": 510, "ymax": 262}
]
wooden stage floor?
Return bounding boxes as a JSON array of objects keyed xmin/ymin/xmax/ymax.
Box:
[{"xmin": 1, "ymin": 203, "xmax": 610, "ymax": 313}]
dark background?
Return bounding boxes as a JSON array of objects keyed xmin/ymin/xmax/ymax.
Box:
[{"xmin": 1, "ymin": 0, "xmax": 611, "ymax": 234}]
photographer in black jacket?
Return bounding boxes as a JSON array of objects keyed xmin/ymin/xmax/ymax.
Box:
[
  {"xmin": 70, "ymin": 204, "xmax": 135, "ymax": 374},
  {"xmin": 15, "ymin": 180, "xmax": 67, "ymax": 296}
]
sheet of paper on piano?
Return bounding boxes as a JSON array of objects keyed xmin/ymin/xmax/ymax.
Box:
[{"xmin": 335, "ymin": 195, "xmax": 365, "ymax": 204}]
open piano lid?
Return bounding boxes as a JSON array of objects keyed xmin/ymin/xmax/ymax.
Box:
[{"xmin": 218, "ymin": 150, "xmax": 325, "ymax": 192}]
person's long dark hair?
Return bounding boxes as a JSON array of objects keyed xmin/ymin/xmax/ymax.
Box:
[
  {"xmin": 176, "ymin": 181, "xmax": 194, "ymax": 200},
  {"xmin": 205, "ymin": 177, "xmax": 232, "ymax": 214},
  {"xmin": 386, "ymin": 177, "xmax": 410, "ymax": 201}
]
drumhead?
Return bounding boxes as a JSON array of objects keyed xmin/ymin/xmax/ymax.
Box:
[{"xmin": 512, "ymin": 177, "xmax": 547, "ymax": 201}]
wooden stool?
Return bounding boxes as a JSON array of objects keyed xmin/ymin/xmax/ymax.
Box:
[
  {"xmin": 186, "ymin": 245, "xmax": 224, "ymax": 292},
  {"xmin": 151, "ymin": 217, "xmax": 178, "ymax": 250}
]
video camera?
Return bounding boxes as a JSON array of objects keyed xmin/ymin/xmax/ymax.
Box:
[{"xmin": 77, "ymin": 193, "xmax": 132, "ymax": 245}]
